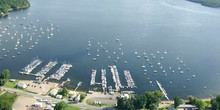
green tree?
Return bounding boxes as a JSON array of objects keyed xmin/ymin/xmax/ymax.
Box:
[
  {"xmin": 211, "ymin": 98, "xmax": 219, "ymax": 110},
  {"xmin": 117, "ymin": 97, "xmax": 125, "ymax": 109},
  {"xmin": 195, "ymin": 99, "xmax": 205, "ymax": 110},
  {"xmin": 149, "ymin": 103, "xmax": 157, "ymax": 110},
  {"xmin": 145, "ymin": 90, "xmax": 163, "ymax": 109},
  {"xmin": 154, "ymin": 90, "xmax": 164, "ymax": 99},
  {"xmin": 0, "ymin": 79, "xmax": 7, "ymax": 86},
  {"xmin": 59, "ymin": 87, "xmax": 68, "ymax": 97},
  {"xmin": 174, "ymin": 96, "xmax": 182, "ymax": 108},
  {"xmin": 187, "ymin": 95, "xmax": 194, "ymax": 104},
  {"xmin": 216, "ymin": 95, "xmax": 220, "ymax": 106},
  {"xmin": 54, "ymin": 101, "xmax": 68, "ymax": 110},
  {"xmin": 134, "ymin": 95, "xmax": 146, "ymax": 109},
  {"xmin": 0, "ymin": 69, "xmax": 10, "ymax": 79},
  {"xmin": 125, "ymin": 99, "xmax": 133, "ymax": 110}
]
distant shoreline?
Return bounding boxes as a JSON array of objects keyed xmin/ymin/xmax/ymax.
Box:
[
  {"xmin": 0, "ymin": 3, "xmax": 30, "ymax": 17},
  {"xmin": 187, "ymin": 0, "xmax": 220, "ymax": 8}
]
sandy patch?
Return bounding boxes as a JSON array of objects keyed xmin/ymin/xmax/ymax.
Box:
[
  {"xmin": 12, "ymin": 96, "xmax": 45, "ymax": 110},
  {"xmin": 86, "ymin": 92, "xmax": 120, "ymax": 105},
  {"xmin": 19, "ymin": 80, "xmax": 58, "ymax": 95}
]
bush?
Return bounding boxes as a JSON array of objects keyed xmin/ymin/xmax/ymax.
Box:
[{"xmin": 80, "ymin": 94, "xmax": 86, "ymax": 102}]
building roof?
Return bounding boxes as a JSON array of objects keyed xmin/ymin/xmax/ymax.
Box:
[{"xmin": 177, "ymin": 104, "xmax": 196, "ymax": 108}]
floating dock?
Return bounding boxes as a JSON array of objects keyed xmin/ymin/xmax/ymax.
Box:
[
  {"xmin": 109, "ymin": 65, "xmax": 122, "ymax": 91},
  {"xmin": 101, "ymin": 69, "xmax": 107, "ymax": 93},
  {"xmin": 35, "ymin": 61, "xmax": 57, "ymax": 76},
  {"xmin": 90, "ymin": 69, "xmax": 97, "ymax": 85},
  {"xmin": 156, "ymin": 80, "xmax": 170, "ymax": 101},
  {"xmin": 124, "ymin": 70, "xmax": 136, "ymax": 88},
  {"xmin": 50, "ymin": 64, "xmax": 72, "ymax": 80},
  {"xmin": 20, "ymin": 58, "xmax": 42, "ymax": 75}
]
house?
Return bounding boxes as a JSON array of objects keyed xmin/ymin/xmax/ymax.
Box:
[
  {"xmin": 68, "ymin": 92, "xmax": 77, "ymax": 101},
  {"xmin": 56, "ymin": 95, "xmax": 62, "ymax": 99},
  {"xmin": 177, "ymin": 104, "xmax": 197, "ymax": 110},
  {"xmin": 75, "ymin": 94, "xmax": 81, "ymax": 102},
  {"xmin": 16, "ymin": 83, "xmax": 27, "ymax": 89},
  {"xmin": 49, "ymin": 89, "xmax": 58, "ymax": 96}
]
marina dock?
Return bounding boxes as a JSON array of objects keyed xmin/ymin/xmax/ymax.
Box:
[
  {"xmin": 50, "ymin": 64, "xmax": 72, "ymax": 80},
  {"xmin": 109, "ymin": 65, "xmax": 122, "ymax": 91},
  {"xmin": 90, "ymin": 69, "xmax": 97, "ymax": 85},
  {"xmin": 101, "ymin": 69, "xmax": 107, "ymax": 93},
  {"xmin": 35, "ymin": 61, "xmax": 57, "ymax": 76},
  {"xmin": 124, "ymin": 70, "xmax": 136, "ymax": 88},
  {"xmin": 20, "ymin": 58, "xmax": 42, "ymax": 75},
  {"xmin": 156, "ymin": 80, "xmax": 170, "ymax": 101},
  {"xmin": 35, "ymin": 61, "xmax": 57, "ymax": 83}
]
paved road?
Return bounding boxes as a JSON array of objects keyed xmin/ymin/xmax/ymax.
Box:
[{"xmin": 2, "ymin": 87, "xmax": 115, "ymax": 110}]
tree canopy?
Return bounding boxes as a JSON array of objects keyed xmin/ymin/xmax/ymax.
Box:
[
  {"xmin": 0, "ymin": 69, "xmax": 10, "ymax": 86},
  {"xmin": 117, "ymin": 90, "xmax": 164, "ymax": 110},
  {"xmin": 58, "ymin": 87, "xmax": 69, "ymax": 97},
  {"xmin": 54, "ymin": 101, "xmax": 68, "ymax": 110},
  {"xmin": 0, "ymin": 0, "xmax": 30, "ymax": 15},
  {"xmin": 174, "ymin": 96, "xmax": 183, "ymax": 108},
  {"xmin": 187, "ymin": 95, "xmax": 205, "ymax": 110}
]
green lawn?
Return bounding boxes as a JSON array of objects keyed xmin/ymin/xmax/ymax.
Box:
[
  {"xmin": 0, "ymin": 92, "xmax": 18, "ymax": 108},
  {"xmin": 3, "ymin": 80, "xmax": 19, "ymax": 88},
  {"xmin": 3, "ymin": 80, "xmax": 38, "ymax": 94},
  {"xmin": 67, "ymin": 105, "xmax": 81, "ymax": 110}
]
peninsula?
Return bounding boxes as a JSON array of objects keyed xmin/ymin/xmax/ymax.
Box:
[
  {"xmin": 0, "ymin": 0, "xmax": 30, "ymax": 17},
  {"xmin": 187, "ymin": 0, "xmax": 220, "ymax": 8}
]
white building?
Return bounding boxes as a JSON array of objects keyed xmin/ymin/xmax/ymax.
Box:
[
  {"xmin": 16, "ymin": 83, "xmax": 27, "ymax": 89},
  {"xmin": 49, "ymin": 89, "xmax": 58, "ymax": 96},
  {"xmin": 177, "ymin": 104, "xmax": 197, "ymax": 110},
  {"xmin": 120, "ymin": 94, "xmax": 129, "ymax": 99},
  {"xmin": 69, "ymin": 92, "xmax": 77, "ymax": 101},
  {"xmin": 75, "ymin": 94, "xmax": 81, "ymax": 102}
]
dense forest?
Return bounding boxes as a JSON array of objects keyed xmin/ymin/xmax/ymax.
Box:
[
  {"xmin": 187, "ymin": 0, "xmax": 220, "ymax": 8},
  {"xmin": 0, "ymin": 0, "xmax": 30, "ymax": 16}
]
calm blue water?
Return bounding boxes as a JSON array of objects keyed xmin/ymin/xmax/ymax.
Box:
[{"xmin": 1, "ymin": 0, "xmax": 220, "ymax": 99}]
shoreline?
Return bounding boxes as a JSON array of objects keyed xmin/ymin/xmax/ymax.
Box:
[
  {"xmin": 186, "ymin": 0, "xmax": 220, "ymax": 8},
  {"xmin": 10, "ymin": 79, "xmax": 213, "ymax": 100},
  {"xmin": 0, "ymin": 3, "xmax": 30, "ymax": 17}
]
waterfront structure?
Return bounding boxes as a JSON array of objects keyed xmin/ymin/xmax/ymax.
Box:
[
  {"xmin": 156, "ymin": 80, "xmax": 170, "ymax": 100},
  {"xmin": 123, "ymin": 70, "xmax": 136, "ymax": 88},
  {"xmin": 109, "ymin": 65, "xmax": 122, "ymax": 91},
  {"xmin": 50, "ymin": 64, "xmax": 72, "ymax": 80},
  {"xmin": 20, "ymin": 58, "xmax": 42, "ymax": 74},
  {"xmin": 90, "ymin": 69, "xmax": 97, "ymax": 85},
  {"xmin": 75, "ymin": 94, "xmax": 81, "ymax": 102},
  {"xmin": 16, "ymin": 83, "xmax": 27, "ymax": 89},
  {"xmin": 49, "ymin": 89, "xmax": 58, "ymax": 96}
]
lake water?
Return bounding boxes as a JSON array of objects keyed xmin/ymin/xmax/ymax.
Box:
[{"xmin": 1, "ymin": 0, "xmax": 220, "ymax": 99}]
